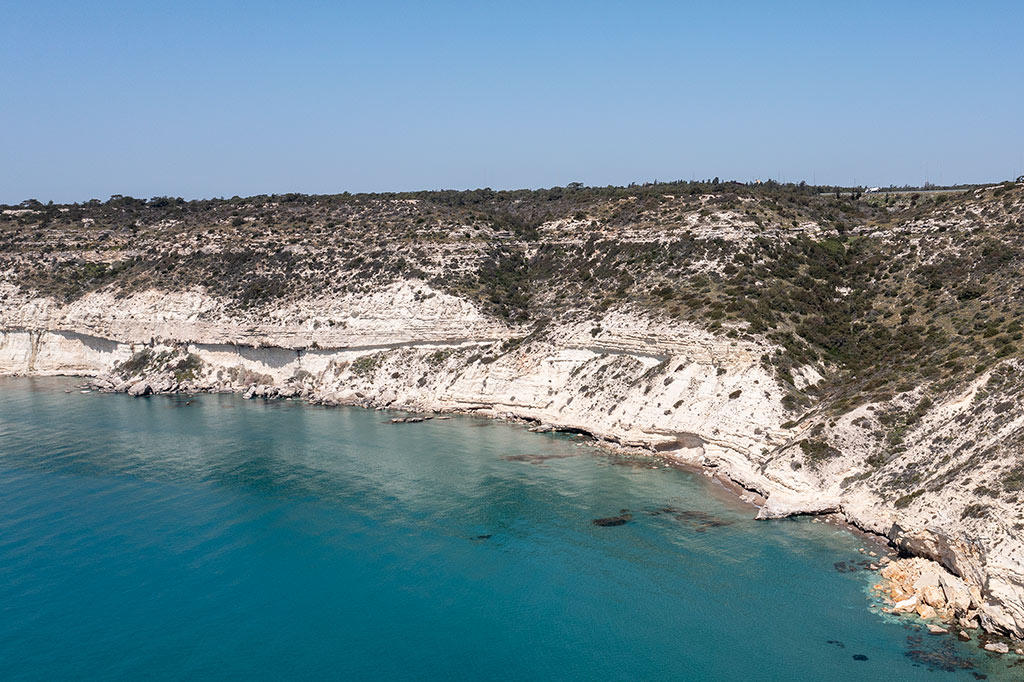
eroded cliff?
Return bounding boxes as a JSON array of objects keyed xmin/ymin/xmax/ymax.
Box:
[{"xmin": 2, "ymin": 180, "xmax": 1023, "ymax": 638}]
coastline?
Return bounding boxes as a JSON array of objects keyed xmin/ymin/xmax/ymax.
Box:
[
  {"xmin": 1, "ymin": 280, "xmax": 1022, "ymax": 642},
  {"xmin": 6, "ymin": 373, "xmax": 1022, "ymax": 681},
  {"xmin": 5, "ymin": 369, "xmax": 1020, "ymax": 651}
]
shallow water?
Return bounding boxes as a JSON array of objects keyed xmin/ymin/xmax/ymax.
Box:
[{"xmin": 0, "ymin": 377, "xmax": 1019, "ymax": 681}]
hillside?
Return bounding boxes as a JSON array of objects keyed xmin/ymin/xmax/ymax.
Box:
[{"xmin": 2, "ymin": 180, "xmax": 1023, "ymax": 640}]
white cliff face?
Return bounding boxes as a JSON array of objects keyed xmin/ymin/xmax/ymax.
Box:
[
  {"xmin": 316, "ymin": 311, "xmax": 791, "ymax": 454},
  {"xmin": 0, "ymin": 281, "xmax": 509, "ymax": 351},
  {"xmin": 2, "ymin": 280, "xmax": 1022, "ymax": 640},
  {"xmin": 0, "ymin": 329, "xmax": 134, "ymax": 375}
]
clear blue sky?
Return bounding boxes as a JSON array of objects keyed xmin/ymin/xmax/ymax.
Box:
[{"xmin": 2, "ymin": 0, "xmax": 1022, "ymax": 203}]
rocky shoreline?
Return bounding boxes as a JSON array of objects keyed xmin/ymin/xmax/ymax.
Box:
[
  {"xmin": 32, "ymin": 369, "xmax": 1024, "ymax": 657},
  {"xmin": 2, "ymin": 278, "xmax": 1023, "ymax": 642},
  {"xmin": 85, "ymin": 371, "xmax": 1024, "ymax": 653}
]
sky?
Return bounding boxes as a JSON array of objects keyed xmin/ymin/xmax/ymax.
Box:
[{"xmin": 2, "ymin": 0, "xmax": 1022, "ymax": 204}]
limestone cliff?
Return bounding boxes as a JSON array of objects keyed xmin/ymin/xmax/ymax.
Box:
[{"xmin": 2, "ymin": 180, "xmax": 1022, "ymax": 638}]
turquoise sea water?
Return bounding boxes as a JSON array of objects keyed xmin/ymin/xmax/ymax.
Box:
[{"xmin": 0, "ymin": 377, "xmax": 1020, "ymax": 681}]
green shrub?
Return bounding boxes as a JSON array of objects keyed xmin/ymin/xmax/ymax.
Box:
[
  {"xmin": 350, "ymin": 353, "xmax": 384, "ymax": 377},
  {"xmin": 117, "ymin": 349, "xmax": 154, "ymax": 377},
  {"xmin": 798, "ymin": 438, "xmax": 840, "ymax": 465}
]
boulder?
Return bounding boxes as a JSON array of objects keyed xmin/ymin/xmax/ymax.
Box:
[
  {"xmin": 938, "ymin": 572, "xmax": 973, "ymax": 613},
  {"xmin": 325, "ymin": 389, "xmax": 361, "ymax": 405},
  {"xmin": 921, "ymin": 584, "xmax": 947, "ymax": 609},
  {"xmin": 913, "ymin": 567, "xmax": 955, "ymax": 612},
  {"xmin": 894, "ymin": 595, "xmax": 918, "ymax": 612},
  {"xmin": 927, "ymin": 624, "xmax": 948, "ymax": 635},
  {"xmin": 128, "ymin": 381, "xmax": 152, "ymax": 397},
  {"xmin": 983, "ymin": 641, "xmax": 1009, "ymax": 654},
  {"xmin": 960, "ymin": 616, "xmax": 980, "ymax": 630},
  {"xmin": 152, "ymin": 377, "xmax": 177, "ymax": 393}
]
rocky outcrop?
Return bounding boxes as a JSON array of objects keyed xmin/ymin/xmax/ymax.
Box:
[
  {"xmin": 877, "ymin": 557, "xmax": 981, "ymax": 625},
  {"xmin": 127, "ymin": 380, "xmax": 152, "ymax": 397}
]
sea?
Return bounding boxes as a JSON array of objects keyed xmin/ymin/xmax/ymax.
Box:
[{"xmin": 0, "ymin": 377, "xmax": 1019, "ymax": 681}]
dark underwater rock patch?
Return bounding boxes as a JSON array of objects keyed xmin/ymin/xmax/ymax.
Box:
[
  {"xmin": 502, "ymin": 453, "xmax": 578, "ymax": 464},
  {"xmin": 833, "ymin": 559, "xmax": 874, "ymax": 573},
  {"xmin": 389, "ymin": 416, "xmax": 432, "ymax": 424},
  {"xmin": 593, "ymin": 512, "xmax": 633, "ymax": 527},
  {"xmin": 852, "ymin": 654, "xmax": 869, "ymax": 661},
  {"xmin": 904, "ymin": 634, "xmax": 977, "ymax": 673},
  {"xmin": 607, "ymin": 457, "xmax": 661, "ymax": 469},
  {"xmin": 646, "ymin": 506, "xmax": 734, "ymax": 532}
]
